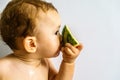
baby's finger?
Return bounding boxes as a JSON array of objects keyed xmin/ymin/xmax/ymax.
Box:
[
  {"xmin": 75, "ymin": 43, "xmax": 83, "ymax": 51},
  {"xmin": 64, "ymin": 47, "xmax": 74, "ymax": 56},
  {"xmin": 65, "ymin": 43, "xmax": 77, "ymax": 53}
]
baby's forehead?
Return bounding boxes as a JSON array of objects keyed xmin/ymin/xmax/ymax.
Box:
[{"xmin": 35, "ymin": 10, "xmax": 61, "ymax": 28}]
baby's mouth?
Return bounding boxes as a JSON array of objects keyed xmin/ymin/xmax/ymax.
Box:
[{"xmin": 60, "ymin": 38, "xmax": 64, "ymax": 47}]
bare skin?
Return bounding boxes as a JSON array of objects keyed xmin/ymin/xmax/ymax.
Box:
[
  {"xmin": 0, "ymin": 43, "xmax": 82, "ymax": 80},
  {"xmin": 0, "ymin": 54, "xmax": 49, "ymax": 80},
  {"xmin": 0, "ymin": 10, "xmax": 83, "ymax": 80}
]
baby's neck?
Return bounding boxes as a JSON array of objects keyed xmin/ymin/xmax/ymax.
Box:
[{"xmin": 9, "ymin": 52, "xmax": 43, "ymax": 68}]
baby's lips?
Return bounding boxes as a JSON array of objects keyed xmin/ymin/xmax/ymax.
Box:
[
  {"xmin": 60, "ymin": 38, "xmax": 64, "ymax": 47},
  {"xmin": 61, "ymin": 47, "xmax": 64, "ymax": 52}
]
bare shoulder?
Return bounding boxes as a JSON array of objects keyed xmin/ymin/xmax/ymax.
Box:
[
  {"xmin": 0, "ymin": 58, "xmax": 8, "ymax": 78},
  {"xmin": 0, "ymin": 57, "xmax": 11, "ymax": 70},
  {"xmin": 0, "ymin": 55, "xmax": 14, "ymax": 74},
  {"xmin": 0, "ymin": 54, "xmax": 20, "ymax": 80}
]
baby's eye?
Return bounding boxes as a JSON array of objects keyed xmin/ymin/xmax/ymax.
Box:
[{"xmin": 55, "ymin": 30, "xmax": 59, "ymax": 35}]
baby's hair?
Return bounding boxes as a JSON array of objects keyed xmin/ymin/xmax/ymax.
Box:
[{"xmin": 0, "ymin": 0, "xmax": 57, "ymax": 50}]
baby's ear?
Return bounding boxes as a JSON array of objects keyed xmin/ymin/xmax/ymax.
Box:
[{"xmin": 23, "ymin": 36, "xmax": 37, "ymax": 53}]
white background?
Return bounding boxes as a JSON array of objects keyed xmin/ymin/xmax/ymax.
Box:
[{"xmin": 0, "ymin": 0, "xmax": 120, "ymax": 80}]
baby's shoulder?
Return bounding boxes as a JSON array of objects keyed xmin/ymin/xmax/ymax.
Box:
[
  {"xmin": 0, "ymin": 56, "xmax": 13, "ymax": 72},
  {"xmin": 0, "ymin": 58, "xmax": 8, "ymax": 66}
]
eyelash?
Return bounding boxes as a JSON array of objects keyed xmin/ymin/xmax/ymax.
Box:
[{"xmin": 55, "ymin": 30, "xmax": 59, "ymax": 35}]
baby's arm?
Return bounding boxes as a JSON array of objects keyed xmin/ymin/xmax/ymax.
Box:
[
  {"xmin": 55, "ymin": 43, "xmax": 83, "ymax": 80},
  {"xmin": 49, "ymin": 43, "xmax": 83, "ymax": 80}
]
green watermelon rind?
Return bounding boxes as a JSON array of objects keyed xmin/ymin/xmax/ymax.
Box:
[{"xmin": 62, "ymin": 25, "xmax": 79, "ymax": 46}]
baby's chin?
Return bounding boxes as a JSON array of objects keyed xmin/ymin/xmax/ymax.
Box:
[{"xmin": 52, "ymin": 46, "xmax": 61, "ymax": 57}]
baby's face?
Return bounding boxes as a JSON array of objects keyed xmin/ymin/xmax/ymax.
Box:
[{"xmin": 35, "ymin": 10, "xmax": 61, "ymax": 58}]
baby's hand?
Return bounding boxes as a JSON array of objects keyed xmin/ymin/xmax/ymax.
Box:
[{"xmin": 61, "ymin": 43, "xmax": 83, "ymax": 63}]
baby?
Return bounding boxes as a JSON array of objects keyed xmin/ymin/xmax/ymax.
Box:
[{"xmin": 0, "ymin": 0, "xmax": 83, "ymax": 80}]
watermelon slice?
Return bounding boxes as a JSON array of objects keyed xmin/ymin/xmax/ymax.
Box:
[{"xmin": 62, "ymin": 25, "xmax": 79, "ymax": 46}]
